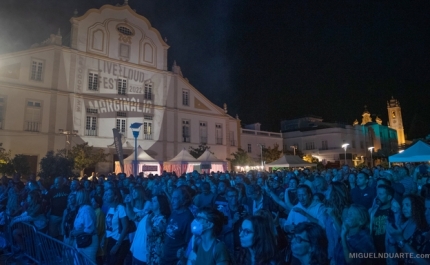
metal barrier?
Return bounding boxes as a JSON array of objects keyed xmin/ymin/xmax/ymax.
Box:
[{"xmin": 5, "ymin": 222, "xmax": 96, "ymax": 265}]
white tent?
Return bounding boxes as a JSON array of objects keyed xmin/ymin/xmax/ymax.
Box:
[
  {"xmin": 196, "ymin": 150, "xmax": 227, "ymax": 173},
  {"xmin": 114, "ymin": 145, "xmax": 161, "ymax": 176},
  {"xmin": 265, "ymin": 155, "xmax": 316, "ymax": 169},
  {"xmin": 163, "ymin": 148, "xmax": 200, "ymax": 175},
  {"xmin": 389, "ymin": 140, "xmax": 430, "ymax": 163}
]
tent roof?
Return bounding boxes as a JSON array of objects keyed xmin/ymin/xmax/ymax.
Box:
[
  {"xmin": 197, "ymin": 150, "xmax": 226, "ymax": 163},
  {"xmin": 124, "ymin": 146, "xmax": 157, "ymax": 162},
  {"xmin": 167, "ymin": 148, "xmax": 199, "ymax": 163},
  {"xmin": 389, "ymin": 140, "xmax": 430, "ymax": 163},
  {"xmin": 265, "ymin": 155, "xmax": 316, "ymax": 168}
]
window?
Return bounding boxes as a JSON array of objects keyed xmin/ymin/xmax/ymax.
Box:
[
  {"xmin": 230, "ymin": 131, "xmax": 235, "ymax": 146},
  {"xmin": 25, "ymin": 100, "xmax": 41, "ymax": 132},
  {"xmin": 215, "ymin": 124, "xmax": 222, "ymax": 145},
  {"xmin": 199, "ymin": 122, "xmax": 207, "ymax": 144},
  {"xmin": 86, "ymin": 108, "xmax": 98, "ymax": 136},
  {"xmin": 119, "ymin": 44, "xmax": 130, "ymax": 59},
  {"xmin": 88, "ymin": 72, "xmax": 99, "ymax": 91},
  {"xmin": 117, "ymin": 26, "xmax": 134, "ymax": 36},
  {"xmin": 0, "ymin": 97, "xmax": 4, "ymax": 129},
  {"xmin": 117, "ymin": 78, "xmax": 127, "ymax": 95},
  {"xmin": 116, "ymin": 112, "xmax": 127, "ymax": 134},
  {"xmin": 30, "ymin": 59, "xmax": 43, "ymax": 81},
  {"xmin": 143, "ymin": 115, "xmax": 153, "ymax": 120},
  {"xmin": 144, "ymin": 82, "xmax": 152, "ymax": 100},
  {"xmin": 360, "ymin": 141, "xmax": 364, "ymax": 149},
  {"xmin": 247, "ymin": 144, "xmax": 252, "ymax": 153},
  {"xmin": 352, "ymin": 140, "xmax": 356, "ymax": 148},
  {"xmin": 305, "ymin": 142, "xmax": 315, "ymax": 150},
  {"xmin": 321, "ymin": 140, "xmax": 328, "ymax": 150},
  {"xmin": 143, "ymin": 122, "xmax": 152, "ymax": 140},
  {"xmin": 182, "ymin": 120, "xmax": 190, "ymax": 142},
  {"xmin": 182, "ymin": 89, "xmax": 189, "ymax": 106}
]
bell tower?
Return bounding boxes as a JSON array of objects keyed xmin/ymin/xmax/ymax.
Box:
[{"xmin": 387, "ymin": 96, "xmax": 405, "ymax": 145}]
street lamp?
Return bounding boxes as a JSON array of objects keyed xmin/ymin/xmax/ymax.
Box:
[
  {"xmin": 341, "ymin": 143, "xmax": 349, "ymax": 166},
  {"xmin": 368, "ymin": 147, "xmax": 374, "ymax": 168},
  {"xmin": 59, "ymin": 129, "xmax": 78, "ymax": 156},
  {"xmin": 257, "ymin": 144, "xmax": 264, "ymax": 169},
  {"xmin": 130, "ymin": 123, "xmax": 143, "ymax": 177},
  {"xmin": 290, "ymin": 145, "xmax": 297, "ymax": 156}
]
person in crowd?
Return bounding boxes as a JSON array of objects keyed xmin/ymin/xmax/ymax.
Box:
[
  {"xmin": 125, "ymin": 186, "xmax": 151, "ymax": 241},
  {"xmin": 235, "ymin": 182, "xmax": 248, "ymax": 205},
  {"xmin": 193, "ymin": 182, "xmax": 216, "ymax": 209},
  {"xmin": 10, "ymin": 189, "xmax": 47, "ymax": 231},
  {"xmin": 333, "ymin": 204, "xmax": 376, "ymax": 265},
  {"xmin": 71, "ymin": 190, "xmax": 98, "ymax": 262},
  {"xmin": 288, "ymin": 222, "xmax": 329, "ymax": 265},
  {"xmin": 347, "ymin": 173, "xmax": 357, "ymax": 190},
  {"xmin": 91, "ymin": 195, "xmax": 106, "ymax": 265},
  {"xmin": 186, "ymin": 208, "xmax": 231, "ymax": 265},
  {"xmin": 237, "ymin": 215, "xmax": 278, "ymax": 265},
  {"xmin": 214, "ymin": 180, "xmax": 229, "ymax": 216},
  {"xmin": 312, "ymin": 193, "xmax": 325, "ymax": 204},
  {"xmin": 323, "ymin": 181, "xmax": 351, "ymax": 262},
  {"xmin": 146, "ymin": 195, "xmax": 171, "ymax": 265},
  {"xmin": 255, "ymin": 209, "xmax": 288, "ymax": 252},
  {"xmin": 47, "ymin": 176, "xmax": 70, "ymax": 239},
  {"xmin": 369, "ymin": 184, "xmax": 396, "ymax": 261},
  {"xmin": 161, "ymin": 186, "xmax": 194, "ymax": 265},
  {"xmin": 283, "ymin": 184, "xmax": 325, "ymax": 231},
  {"xmin": 350, "ymin": 172, "xmax": 375, "ymax": 209},
  {"xmin": 387, "ymin": 194, "xmax": 429, "ymax": 265},
  {"xmin": 270, "ymin": 176, "xmax": 284, "ymax": 197},
  {"xmin": 61, "ymin": 193, "xmax": 78, "ymax": 246},
  {"xmin": 312, "ymin": 176, "xmax": 328, "ymax": 196},
  {"xmin": 382, "ymin": 170, "xmax": 405, "ymax": 203},
  {"xmin": 421, "ymin": 184, "xmax": 430, "ymax": 198},
  {"xmin": 7, "ymin": 181, "xmax": 26, "ymax": 217},
  {"xmin": 246, "ymin": 184, "xmax": 276, "ymax": 216},
  {"xmin": 103, "ymin": 187, "xmax": 130, "ymax": 265},
  {"xmin": 70, "ymin": 179, "xmax": 80, "ymax": 194},
  {"xmin": 398, "ymin": 167, "xmax": 418, "ymax": 195}
]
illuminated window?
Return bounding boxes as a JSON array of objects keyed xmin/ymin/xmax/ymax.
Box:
[
  {"xmin": 182, "ymin": 89, "xmax": 189, "ymax": 106},
  {"xmin": 116, "ymin": 118, "xmax": 126, "ymax": 134},
  {"xmin": 144, "ymin": 82, "xmax": 152, "ymax": 100},
  {"xmin": 30, "ymin": 59, "xmax": 43, "ymax": 81},
  {"xmin": 25, "ymin": 100, "xmax": 42, "ymax": 132},
  {"xmin": 88, "ymin": 72, "xmax": 99, "ymax": 91},
  {"xmin": 182, "ymin": 120, "xmax": 190, "ymax": 142},
  {"xmin": 143, "ymin": 122, "xmax": 152, "ymax": 140},
  {"xmin": 86, "ymin": 108, "xmax": 98, "ymax": 136},
  {"xmin": 215, "ymin": 124, "xmax": 223, "ymax": 145},
  {"xmin": 117, "ymin": 78, "xmax": 127, "ymax": 95},
  {"xmin": 200, "ymin": 122, "xmax": 207, "ymax": 144},
  {"xmin": 392, "ymin": 111, "xmax": 396, "ymax": 118}
]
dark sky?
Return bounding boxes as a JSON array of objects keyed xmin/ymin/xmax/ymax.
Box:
[{"xmin": 1, "ymin": 0, "xmax": 430, "ymax": 138}]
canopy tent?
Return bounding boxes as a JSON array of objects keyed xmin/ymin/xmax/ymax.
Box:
[
  {"xmin": 265, "ymin": 155, "xmax": 316, "ymax": 169},
  {"xmin": 163, "ymin": 148, "xmax": 200, "ymax": 175},
  {"xmin": 196, "ymin": 150, "xmax": 228, "ymax": 173},
  {"xmin": 389, "ymin": 140, "xmax": 430, "ymax": 163},
  {"xmin": 114, "ymin": 145, "xmax": 161, "ymax": 176}
]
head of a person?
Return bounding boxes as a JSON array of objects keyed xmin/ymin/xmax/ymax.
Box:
[
  {"xmin": 297, "ymin": 184, "xmax": 313, "ymax": 208},
  {"xmin": 256, "ymin": 177, "xmax": 264, "ymax": 187},
  {"xmin": 348, "ymin": 173, "xmax": 357, "ymax": 185},
  {"xmin": 325, "ymin": 181, "xmax": 351, "ymax": 219},
  {"xmin": 313, "ymin": 176, "xmax": 327, "ymax": 192},
  {"xmin": 132, "ymin": 186, "xmax": 147, "ymax": 202},
  {"xmin": 356, "ymin": 172, "xmax": 370, "ymax": 188},
  {"xmin": 382, "ymin": 169, "xmax": 394, "ymax": 182},
  {"xmin": 91, "ymin": 195, "xmax": 103, "ymax": 209},
  {"xmin": 83, "ymin": 180, "xmax": 91, "ymax": 190},
  {"xmin": 239, "ymin": 215, "xmax": 276, "ymax": 263},
  {"xmin": 76, "ymin": 190, "xmax": 91, "ymax": 206},
  {"xmin": 401, "ymin": 194, "xmax": 426, "ymax": 229},
  {"xmin": 54, "ymin": 176, "xmax": 64, "ymax": 189},
  {"xmin": 376, "ymin": 177, "xmax": 392, "ymax": 187},
  {"xmin": 289, "ymin": 177, "xmax": 299, "ymax": 189},
  {"xmin": 217, "ymin": 180, "xmax": 228, "ymax": 195},
  {"xmin": 226, "ymin": 187, "xmax": 239, "ymax": 207},
  {"xmin": 344, "ymin": 204, "xmax": 370, "ymax": 230},
  {"xmin": 28, "ymin": 180, "xmax": 39, "ymax": 191},
  {"xmin": 201, "ymin": 182, "xmax": 211, "ymax": 194},
  {"xmin": 171, "ymin": 186, "xmax": 191, "ymax": 211},
  {"xmin": 152, "ymin": 195, "xmax": 171, "ymax": 217},
  {"xmin": 421, "ymin": 184, "xmax": 430, "ymax": 198},
  {"xmin": 313, "ymin": 193, "xmax": 326, "ymax": 204},
  {"xmin": 254, "ymin": 209, "xmax": 277, "ymax": 236},
  {"xmin": 67, "ymin": 193, "xmax": 77, "ymax": 209},
  {"xmin": 70, "ymin": 179, "xmax": 80, "ymax": 192},
  {"xmin": 191, "ymin": 208, "xmax": 224, "ymax": 237},
  {"xmin": 248, "ymin": 184, "xmax": 263, "ymax": 201},
  {"xmin": 103, "ymin": 187, "xmax": 122, "ymax": 206},
  {"xmin": 291, "ymin": 222, "xmax": 329, "ymax": 265},
  {"xmin": 376, "ymin": 184, "xmax": 394, "ymax": 206}
]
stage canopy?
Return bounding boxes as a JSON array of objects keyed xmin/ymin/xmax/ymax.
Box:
[
  {"xmin": 265, "ymin": 155, "xmax": 316, "ymax": 168},
  {"xmin": 163, "ymin": 148, "xmax": 200, "ymax": 176},
  {"xmin": 389, "ymin": 140, "xmax": 430, "ymax": 163},
  {"xmin": 115, "ymin": 145, "xmax": 161, "ymax": 176},
  {"xmin": 196, "ymin": 150, "xmax": 227, "ymax": 173}
]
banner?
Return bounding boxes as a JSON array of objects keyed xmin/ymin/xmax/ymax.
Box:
[{"xmin": 112, "ymin": 128, "xmax": 124, "ymax": 173}]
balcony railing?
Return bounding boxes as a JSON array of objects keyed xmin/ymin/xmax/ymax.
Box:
[
  {"xmin": 216, "ymin": 138, "xmax": 223, "ymax": 145},
  {"xmin": 85, "ymin": 129, "xmax": 97, "ymax": 136},
  {"xmin": 144, "ymin": 134, "xmax": 153, "ymax": 140},
  {"xmin": 25, "ymin": 121, "xmax": 39, "ymax": 132}
]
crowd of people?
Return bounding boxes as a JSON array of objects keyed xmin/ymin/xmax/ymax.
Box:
[{"xmin": 1, "ymin": 162, "xmax": 430, "ymax": 265}]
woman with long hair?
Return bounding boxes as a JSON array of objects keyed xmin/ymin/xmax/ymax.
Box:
[
  {"xmin": 103, "ymin": 187, "xmax": 130, "ymax": 265},
  {"xmin": 237, "ymin": 215, "xmax": 278, "ymax": 265},
  {"xmin": 61, "ymin": 193, "xmax": 78, "ymax": 246},
  {"xmin": 125, "ymin": 186, "xmax": 151, "ymax": 242},
  {"xmin": 235, "ymin": 183, "xmax": 248, "ymax": 205},
  {"xmin": 323, "ymin": 181, "xmax": 351, "ymax": 261},
  {"xmin": 71, "ymin": 190, "xmax": 98, "ymax": 262},
  {"xmin": 289, "ymin": 222, "xmax": 329, "ymax": 265}
]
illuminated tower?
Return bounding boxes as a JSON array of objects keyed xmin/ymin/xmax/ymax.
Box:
[{"xmin": 387, "ymin": 97, "xmax": 405, "ymax": 145}]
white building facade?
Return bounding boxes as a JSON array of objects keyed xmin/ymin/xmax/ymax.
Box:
[{"xmin": 0, "ymin": 4, "xmax": 240, "ymax": 174}]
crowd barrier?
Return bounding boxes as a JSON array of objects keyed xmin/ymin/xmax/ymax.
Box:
[{"xmin": 4, "ymin": 222, "xmax": 96, "ymax": 265}]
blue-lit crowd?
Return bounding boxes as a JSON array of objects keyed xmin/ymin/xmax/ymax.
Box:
[{"xmin": 1, "ymin": 163, "xmax": 430, "ymax": 265}]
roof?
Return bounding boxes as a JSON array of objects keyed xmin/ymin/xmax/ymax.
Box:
[
  {"xmin": 265, "ymin": 155, "xmax": 316, "ymax": 168},
  {"xmin": 123, "ymin": 145, "xmax": 157, "ymax": 162},
  {"xmin": 197, "ymin": 150, "xmax": 226, "ymax": 163},
  {"xmin": 166, "ymin": 148, "xmax": 199, "ymax": 163},
  {"xmin": 389, "ymin": 140, "xmax": 430, "ymax": 163}
]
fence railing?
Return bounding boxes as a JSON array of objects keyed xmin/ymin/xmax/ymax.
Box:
[{"xmin": 5, "ymin": 222, "xmax": 96, "ymax": 265}]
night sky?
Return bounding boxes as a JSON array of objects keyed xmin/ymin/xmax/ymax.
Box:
[{"xmin": 1, "ymin": 0, "xmax": 430, "ymax": 138}]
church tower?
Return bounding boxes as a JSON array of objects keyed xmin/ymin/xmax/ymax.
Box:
[
  {"xmin": 387, "ymin": 97, "xmax": 405, "ymax": 145},
  {"xmin": 361, "ymin": 105, "xmax": 372, "ymax": 125}
]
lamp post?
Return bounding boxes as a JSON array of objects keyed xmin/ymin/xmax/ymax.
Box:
[
  {"xmin": 368, "ymin": 146, "xmax": 374, "ymax": 168},
  {"xmin": 257, "ymin": 144, "xmax": 264, "ymax": 169},
  {"xmin": 341, "ymin": 143, "xmax": 349, "ymax": 166},
  {"xmin": 59, "ymin": 129, "xmax": 78, "ymax": 156},
  {"xmin": 290, "ymin": 145, "xmax": 297, "ymax": 156},
  {"xmin": 130, "ymin": 123, "xmax": 143, "ymax": 177}
]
